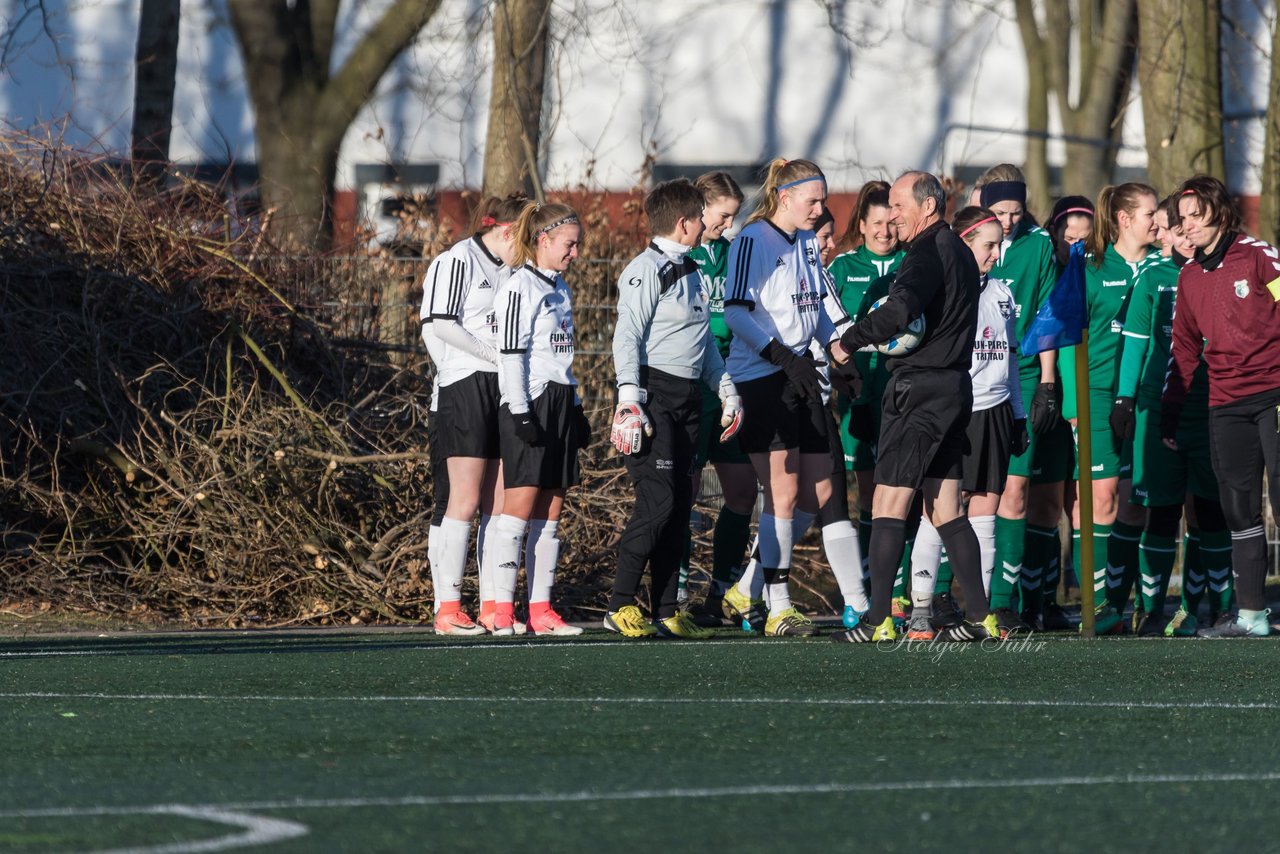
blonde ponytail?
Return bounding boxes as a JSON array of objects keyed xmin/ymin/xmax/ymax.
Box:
[
  {"xmin": 511, "ymin": 202, "xmax": 579, "ymax": 267},
  {"xmin": 746, "ymin": 158, "xmax": 824, "ymax": 226}
]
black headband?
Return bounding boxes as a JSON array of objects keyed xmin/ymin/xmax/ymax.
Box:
[{"xmin": 980, "ymin": 181, "xmax": 1027, "ymax": 208}]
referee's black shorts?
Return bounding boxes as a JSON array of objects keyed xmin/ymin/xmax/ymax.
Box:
[
  {"xmin": 437, "ymin": 370, "xmax": 501, "ymax": 459},
  {"xmin": 735, "ymin": 369, "xmax": 828, "ymax": 455},
  {"xmin": 875, "ymin": 366, "xmax": 973, "ymax": 489},
  {"xmin": 962, "ymin": 401, "xmax": 1014, "ymax": 495},
  {"xmin": 500, "ymin": 382, "xmax": 582, "ymax": 490}
]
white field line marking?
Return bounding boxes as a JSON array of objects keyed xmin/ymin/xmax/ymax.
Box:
[
  {"xmin": 5, "ymin": 771, "xmax": 1280, "ymax": 823},
  {"xmin": 4, "ymin": 692, "xmax": 1280, "ymax": 711},
  {"xmin": 0, "ymin": 639, "xmax": 766, "ymax": 658},
  {"xmin": 88, "ymin": 806, "xmax": 307, "ymax": 854}
]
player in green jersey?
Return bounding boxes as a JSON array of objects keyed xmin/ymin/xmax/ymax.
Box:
[
  {"xmin": 682, "ymin": 171, "xmax": 757, "ymax": 627},
  {"xmin": 827, "ymin": 181, "xmax": 907, "ymax": 624},
  {"xmin": 1109, "ymin": 197, "xmax": 1232, "ymax": 635},
  {"xmin": 971, "ymin": 165, "xmax": 1073, "ymax": 632},
  {"xmin": 1060, "ymin": 183, "xmax": 1159, "ymax": 634}
]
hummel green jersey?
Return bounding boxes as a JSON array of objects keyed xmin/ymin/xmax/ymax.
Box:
[
  {"xmin": 986, "ymin": 220, "xmax": 1057, "ymax": 383},
  {"xmin": 1117, "ymin": 254, "xmax": 1209, "ymax": 411},
  {"xmin": 828, "ymin": 245, "xmax": 904, "ymax": 404},
  {"xmin": 689, "ymin": 236, "xmax": 731, "ymax": 357}
]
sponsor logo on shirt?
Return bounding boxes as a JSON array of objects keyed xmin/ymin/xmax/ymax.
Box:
[
  {"xmin": 1102, "ymin": 280, "xmax": 1128, "ymax": 288},
  {"xmin": 1234, "ymin": 279, "xmax": 1250, "ymax": 298},
  {"xmin": 805, "ymin": 245, "xmax": 818, "ymax": 267},
  {"xmin": 998, "ymin": 299, "xmax": 1014, "ymax": 319},
  {"xmin": 848, "ymin": 275, "xmax": 871, "ymax": 283},
  {"xmin": 479, "ymin": 279, "xmax": 492, "ymax": 290},
  {"xmin": 1162, "ymin": 324, "xmax": 1173, "ymax": 336},
  {"xmin": 1110, "ymin": 319, "xmax": 1123, "ymax": 333}
]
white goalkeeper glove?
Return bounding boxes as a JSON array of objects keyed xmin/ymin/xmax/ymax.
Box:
[
  {"xmin": 611, "ymin": 385, "xmax": 653, "ymax": 455},
  {"xmin": 718, "ymin": 375, "xmax": 743, "ymax": 443}
]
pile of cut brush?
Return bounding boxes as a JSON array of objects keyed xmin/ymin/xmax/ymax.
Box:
[{"xmin": 0, "ymin": 137, "xmax": 838, "ymax": 628}]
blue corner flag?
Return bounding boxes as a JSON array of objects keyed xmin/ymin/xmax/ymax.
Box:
[{"xmin": 1020, "ymin": 240, "xmax": 1086, "ymax": 356}]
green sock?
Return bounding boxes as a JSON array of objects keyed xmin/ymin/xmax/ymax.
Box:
[
  {"xmin": 858, "ymin": 509, "xmax": 873, "ymax": 585},
  {"xmin": 711, "ymin": 506, "xmax": 753, "ymax": 593},
  {"xmin": 1179, "ymin": 528, "xmax": 1203, "ymax": 618},
  {"xmin": 1200, "ymin": 528, "xmax": 1234, "ymax": 619},
  {"xmin": 1138, "ymin": 531, "xmax": 1177, "ymax": 616},
  {"xmin": 1043, "ymin": 528, "xmax": 1062, "ymax": 605},
  {"xmin": 1071, "ymin": 527, "xmax": 1082, "ymax": 599},
  {"xmin": 1021, "ymin": 524, "xmax": 1058, "ymax": 615},
  {"xmin": 989, "ymin": 516, "xmax": 1026, "ymax": 610},
  {"xmin": 1091, "ymin": 523, "xmax": 1112, "ymax": 608},
  {"xmin": 933, "ymin": 550, "xmax": 953, "ymax": 595},
  {"xmin": 1107, "ymin": 520, "xmax": 1143, "ymax": 612},
  {"xmin": 893, "ymin": 536, "xmax": 914, "ymax": 600}
]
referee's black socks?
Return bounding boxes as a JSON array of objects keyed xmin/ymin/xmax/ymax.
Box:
[
  {"xmin": 867, "ymin": 517, "xmax": 907, "ymax": 624},
  {"xmin": 936, "ymin": 517, "xmax": 989, "ymax": 622}
]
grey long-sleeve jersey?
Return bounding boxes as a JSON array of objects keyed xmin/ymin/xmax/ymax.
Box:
[{"xmin": 612, "ymin": 238, "xmax": 728, "ymax": 392}]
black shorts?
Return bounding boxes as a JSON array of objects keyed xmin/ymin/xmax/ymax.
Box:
[
  {"xmin": 962, "ymin": 401, "xmax": 1014, "ymax": 495},
  {"xmin": 500, "ymin": 382, "xmax": 582, "ymax": 490},
  {"xmin": 437, "ymin": 371, "xmax": 501, "ymax": 459},
  {"xmin": 875, "ymin": 367, "xmax": 973, "ymax": 489},
  {"xmin": 735, "ymin": 370, "xmax": 828, "ymax": 455}
]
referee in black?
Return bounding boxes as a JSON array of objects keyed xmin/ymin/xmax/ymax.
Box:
[{"xmin": 831, "ymin": 171, "xmax": 995, "ymax": 643}]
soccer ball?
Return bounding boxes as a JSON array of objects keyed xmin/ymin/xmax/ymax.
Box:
[{"xmin": 867, "ymin": 296, "xmax": 925, "ymax": 356}]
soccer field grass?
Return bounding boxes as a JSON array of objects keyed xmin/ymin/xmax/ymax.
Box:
[{"xmin": 2, "ymin": 629, "xmax": 1278, "ymax": 852}]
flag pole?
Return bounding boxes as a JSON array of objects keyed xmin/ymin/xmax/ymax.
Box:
[{"xmin": 1075, "ymin": 330, "xmax": 1095, "ymax": 637}]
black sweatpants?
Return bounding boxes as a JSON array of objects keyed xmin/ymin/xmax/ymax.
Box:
[
  {"xmin": 1208, "ymin": 388, "xmax": 1280, "ymax": 611},
  {"xmin": 610, "ymin": 370, "xmax": 702, "ymax": 620}
]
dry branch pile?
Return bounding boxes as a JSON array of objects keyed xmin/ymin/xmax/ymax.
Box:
[{"xmin": 0, "ymin": 138, "xmax": 838, "ymax": 627}]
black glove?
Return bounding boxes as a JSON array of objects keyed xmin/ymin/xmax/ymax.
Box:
[
  {"xmin": 848, "ymin": 403, "xmax": 876, "ymax": 443},
  {"xmin": 573, "ymin": 404, "xmax": 592, "ymax": 451},
  {"xmin": 1028, "ymin": 382, "xmax": 1061, "ymax": 435},
  {"xmin": 1160, "ymin": 403, "xmax": 1182, "ymax": 445},
  {"xmin": 1011, "ymin": 418, "xmax": 1031, "ymax": 457},
  {"xmin": 511, "ymin": 409, "xmax": 543, "ymax": 446},
  {"xmin": 831, "ymin": 355, "xmax": 864, "ymax": 400},
  {"xmin": 1109, "ymin": 396, "xmax": 1136, "ymax": 441},
  {"xmin": 762, "ymin": 340, "xmax": 822, "ymax": 401}
]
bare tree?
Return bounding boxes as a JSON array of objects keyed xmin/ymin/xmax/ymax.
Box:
[
  {"xmin": 1014, "ymin": 0, "xmax": 1139, "ymax": 200},
  {"xmin": 482, "ymin": 0, "xmax": 552, "ymax": 201},
  {"xmin": 130, "ymin": 0, "xmax": 181, "ymax": 188},
  {"xmin": 226, "ymin": 0, "xmax": 444, "ymax": 249},
  {"xmin": 1261, "ymin": 9, "xmax": 1280, "ymax": 244},
  {"xmin": 1137, "ymin": 0, "xmax": 1225, "ymax": 191}
]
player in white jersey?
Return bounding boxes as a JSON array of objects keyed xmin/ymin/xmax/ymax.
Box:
[
  {"xmin": 421, "ymin": 195, "xmax": 525, "ymax": 636},
  {"xmin": 486, "ymin": 202, "xmax": 591, "ymax": 637},
  {"xmin": 719, "ymin": 158, "xmax": 851, "ymax": 637},
  {"xmin": 906, "ymin": 206, "xmax": 1029, "ymax": 639}
]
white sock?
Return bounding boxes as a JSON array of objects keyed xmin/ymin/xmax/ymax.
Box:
[
  {"xmin": 524, "ymin": 519, "xmax": 559, "ymax": 604},
  {"xmin": 476, "ymin": 514, "xmax": 495, "ymax": 602},
  {"xmin": 911, "ymin": 517, "xmax": 943, "ymax": 611},
  {"xmin": 427, "ymin": 523, "xmax": 442, "ymax": 594},
  {"xmin": 736, "ymin": 542, "xmax": 765, "ymax": 600},
  {"xmin": 435, "ymin": 517, "xmax": 471, "ymax": 606},
  {"xmin": 758, "ymin": 513, "xmax": 794, "ymax": 615},
  {"xmin": 822, "ymin": 520, "xmax": 869, "ymax": 611},
  {"xmin": 971, "ymin": 514, "xmax": 997, "ymax": 599},
  {"xmin": 486, "ymin": 514, "xmax": 527, "ymax": 604}
]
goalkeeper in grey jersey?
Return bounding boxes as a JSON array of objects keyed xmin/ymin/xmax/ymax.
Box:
[{"xmin": 605, "ymin": 179, "xmax": 743, "ymax": 639}]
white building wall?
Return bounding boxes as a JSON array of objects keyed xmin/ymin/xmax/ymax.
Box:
[{"xmin": 0, "ymin": 0, "xmax": 1271, "ymax": 194}]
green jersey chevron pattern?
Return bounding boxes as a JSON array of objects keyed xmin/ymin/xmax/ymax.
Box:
[
  {"xmin": 986, "ymin": 220, "xmax": 1057, "ymax": 384},
  {"xmin": 1117, "ymin": 254, "xmax": 1209, "ymax": 410},
  {"xmin": 1073, "ymin": 244, "xmax": 1160, "ymax": 395},
  {"xmin": 689, "ymin": 236, "xmax": 732, "ymax": 358}
]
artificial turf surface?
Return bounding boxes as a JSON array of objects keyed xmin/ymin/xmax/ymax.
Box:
[{"xmin": 1, "ymin": 628, "xmax": 1278, "ymax": 852}]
